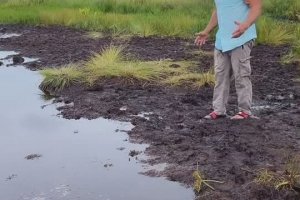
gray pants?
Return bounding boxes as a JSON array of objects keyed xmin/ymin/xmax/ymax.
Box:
[{"xmin": 213, "ymin": 40, "xmax": 254, "ymax": 115}]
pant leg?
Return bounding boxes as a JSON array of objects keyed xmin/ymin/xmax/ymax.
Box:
[
  {"xmin": 230, "ymin": 41, "xmax": 254, "ymax": 115},
  {"xmin": 212, "ymin": 49, "xmax": 232, "ymax": 115}
]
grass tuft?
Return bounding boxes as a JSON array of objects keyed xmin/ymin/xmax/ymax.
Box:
[
  {"xmin": 40, "ymin": 64, "xmax": 82, "ymax": 92},
  {"xmin": 255, "ymin": 156, "xmax": 300, "ymax": 191},
  {"xmin": 40, "ymin": 46, "xmax": 214, "ymax": 91},
  {"xmin": 193, "ymin": 163, "xmax": 224, "ymax": 193}
]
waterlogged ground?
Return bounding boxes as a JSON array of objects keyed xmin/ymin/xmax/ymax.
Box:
[
  {"xmin": 0, "ymin": 51, "xmax": 194, "ymax": 200},
  {"xmin": 0, "ymin": 25, "xmax": 300, "ymax": 200}
]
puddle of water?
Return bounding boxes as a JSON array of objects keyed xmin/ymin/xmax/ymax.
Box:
[
  {"xmin": 0, "ymin": 33, "xmax": 21, "ymax": 39},
  {"xmin": 0, "ymin": 51, "xmax": 194, "ymax": 200}
]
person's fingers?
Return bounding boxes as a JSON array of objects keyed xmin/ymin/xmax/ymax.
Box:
[
  {"xmin": 200, "ymin": 39, "xmax": 207, "ymax": 46},
  {"xmin": 194, "ymin": 37, "xmax": 199, "ymax": 44},
  {"xmin": 232, "ymin": 29, "xmax": 239, "ymax": 36},
  {"xmin": 232, "ymin": 31, "xmax": 241, "ymax": 38}
]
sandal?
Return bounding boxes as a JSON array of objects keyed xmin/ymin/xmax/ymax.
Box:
[
  {"xmin": 204, "ymin": 111, "xmax": 226, "ymax": 120},
  {"xmin": 231, "ymin": 111, "xmax": 250, "ymax": 120}
]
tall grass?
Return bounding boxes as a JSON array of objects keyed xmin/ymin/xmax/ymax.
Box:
[
  {"xmin": 0, "ymin": 0, "xmax": 298, "ymax": 43},
  {"xmin": 256, "ymin": 17, "xmax": 295, "ymax": 45},
  {"xmin": 0, "ymin": 0, "xmax": 213, "ymax": 37}
]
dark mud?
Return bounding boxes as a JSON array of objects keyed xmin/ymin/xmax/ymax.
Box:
[{"xmin": 1, "ymin": 24, "xmax": 299, "ymax": 200}]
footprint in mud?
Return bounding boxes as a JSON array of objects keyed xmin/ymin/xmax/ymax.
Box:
[{"xmin": 25, "ymin": 154, "xmax": 42, "ymax": 160}]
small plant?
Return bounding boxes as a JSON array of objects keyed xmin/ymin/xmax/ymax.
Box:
[{"xmin": 193, "ymin": 163, "xmax": 224, "ymax": 193}]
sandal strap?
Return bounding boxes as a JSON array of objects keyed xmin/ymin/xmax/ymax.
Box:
[
  {"xmin": 210, "ymin": 112, "xmax": 218, "ymax": 119},
  {"xmin": 237, "ymin": 111, "xmax": 250, "ymax": 119}
]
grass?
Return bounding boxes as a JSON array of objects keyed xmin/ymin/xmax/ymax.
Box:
[
  {"xmin": 193, "ymin": 163, "xmax": 224, "ymax": 193},
  {"xmin": 0, "ymin": 0, "xmax": 298, "ymax": 44},
  {"xmin": 256, "ymin": 16, "xmax": 295, "ymax": 46},
  {"xmin": 40, "ymin": 46, "xmax": 215, "ymax": 91},
  {"xmin": 255, "ymin": 156, "xmax": 300, "ymax": 191},
  {"xmin": 40, "ymin": 64, "xmax": 83, "ymax": 92},
  {"xmin": 0, "ymin": 0, "xmax": 212, "ymax": 37}
]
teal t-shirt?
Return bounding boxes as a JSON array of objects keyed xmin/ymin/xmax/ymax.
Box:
[{"xmin": 214, "ymin": 0, "xmax": 257, "ymax": 52}]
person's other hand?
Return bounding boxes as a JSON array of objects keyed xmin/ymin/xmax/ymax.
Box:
[
  {"xmin": 232, "ymin": 21, "xmax": 249, "ymax": 38},
  {"xmin": 194, "ymin": 31, "xmax": 209, "ymax": 46}
]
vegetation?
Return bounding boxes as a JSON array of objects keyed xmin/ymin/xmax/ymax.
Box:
[
  {"xmin": 40, "ymin": 46, "xmax": 215, "ymax": 91},
  {"xmin": 193, "ymin": 163, "xmax": 224, "ymax": 192},
  {"xmin": 40, "ymin": 64, "xmax": 83, "ymax": 92},
  {"xmin": 255, "ymin": 156, "xmax": 300, "ymax": 191},
  {"xmin": 1, "ymin": 0, "xmax": 299, "ymax": 89},
  {"xmin": 0, "ymin": 0, "xmax": 299, "ymax": 44}
]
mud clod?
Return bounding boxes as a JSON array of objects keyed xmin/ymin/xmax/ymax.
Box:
[
  {"xmin": 25, "ymin": 154, "xmax": 42, "ymax": 160},
  {"xmin": 129, "ymin": 150, "xmax": 141, "ymax": 157},
  {"xmin": 12, "ymin": 55, "xmax": 24, "ymax": 64}
]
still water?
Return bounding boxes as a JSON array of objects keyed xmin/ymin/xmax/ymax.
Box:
[{"xmin": 0, "ymin": 51, "xmax": 194, "ymax": 200}]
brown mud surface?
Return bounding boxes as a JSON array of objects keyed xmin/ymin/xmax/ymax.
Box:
[{"xmin": 1, "ymin": 24, "xmax": 300, "ymax": 200}]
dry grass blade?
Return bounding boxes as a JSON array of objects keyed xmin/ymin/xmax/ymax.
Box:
[{"xmin": 193, "ymin": 163, "xmax": 224, "ymax": 193}]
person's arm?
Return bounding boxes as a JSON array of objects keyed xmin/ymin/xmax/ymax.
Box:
[
  {"xmin": 195, "ymin": 10, "xmax": 218, "ymax": 46},
  {"xmin": 232, "ymin": 0, "xmax": 262, "ymax": 38}
]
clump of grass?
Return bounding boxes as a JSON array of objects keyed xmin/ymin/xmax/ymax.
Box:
[
  {"xmin": 40, "ymin": 64, "xmax": 82, "ymax": 92},
  {"xmin": 193, "ymin": 163, "xmax": 224, "ymax": 193},
  {"xmin": 255, "ymin": 156, "xmax": 300, "ymax": 191},
  {"xmin": 164, "ymin": 71, "xmax": 214, "ymax": 88},
  {"xmin": 40, "ymin": 46, "xmax": 214, "ymax": 91},
  {"xmin": 257, "ymin": 17, "xmax": 295, "ymax": 45},
  {"xmin": 86, "ymin": 31, "xmax": 104, "ymax": 39}
]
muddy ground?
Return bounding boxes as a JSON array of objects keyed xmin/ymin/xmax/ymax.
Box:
[{"xmin": 1, "ymin": 24, "xmax": 300, "ymax": 200}]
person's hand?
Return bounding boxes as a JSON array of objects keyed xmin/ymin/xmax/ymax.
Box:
[
  {"xmin": 244, "ymin": 0, "xmax": 250, "ymax": 5},
  {"xmin": 232, "ymin": 21, "xmax": 249, "ymax": 38},
  {"xmin": 194, "ymin": 31, "xmax": 209, "ymax": 46}
]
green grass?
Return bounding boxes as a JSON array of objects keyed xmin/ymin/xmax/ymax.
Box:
[
  {"xmin": 256, "ymin": 16, "xmax": 295, "ymax": 46},
  {"xmin": 0, "ymin": 0, "xmax": 212, "ymax": 37},
  {"xmin": 0, "ymin": 0, "xmax": 299, "ymax": 45},
  {"xmin": 40, "ymin": 46, "xmax": 215, "ymax": 91},
  {"xmin": 40, "ymin": 64, "xmax": 83, "ymax": 92},
  {"xmin": 0, "ymin": 0, "xmax": 299, "ymax": 43}
]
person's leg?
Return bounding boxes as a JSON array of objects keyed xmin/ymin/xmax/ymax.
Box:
[
  {"xmin": 231, "ymin": 40, "xmax": 254, "ymax": 116},
  {"xmin": 212, "ymin": 48, "xmax": 232, "ymax": 115}
]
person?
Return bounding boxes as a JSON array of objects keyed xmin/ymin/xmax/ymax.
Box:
[{"xmin": 195, "ymin": 0, "xmax": 262, "ymax": 120}]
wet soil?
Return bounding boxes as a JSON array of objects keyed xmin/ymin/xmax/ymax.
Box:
[{"xmin": 1, "ymin": 24, "xmax": 300, "ymax": 200}]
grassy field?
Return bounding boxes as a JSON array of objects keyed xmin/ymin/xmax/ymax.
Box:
[{"xmin": 0, "ymin": 0, "xmax": 298, "ymax": 40}]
